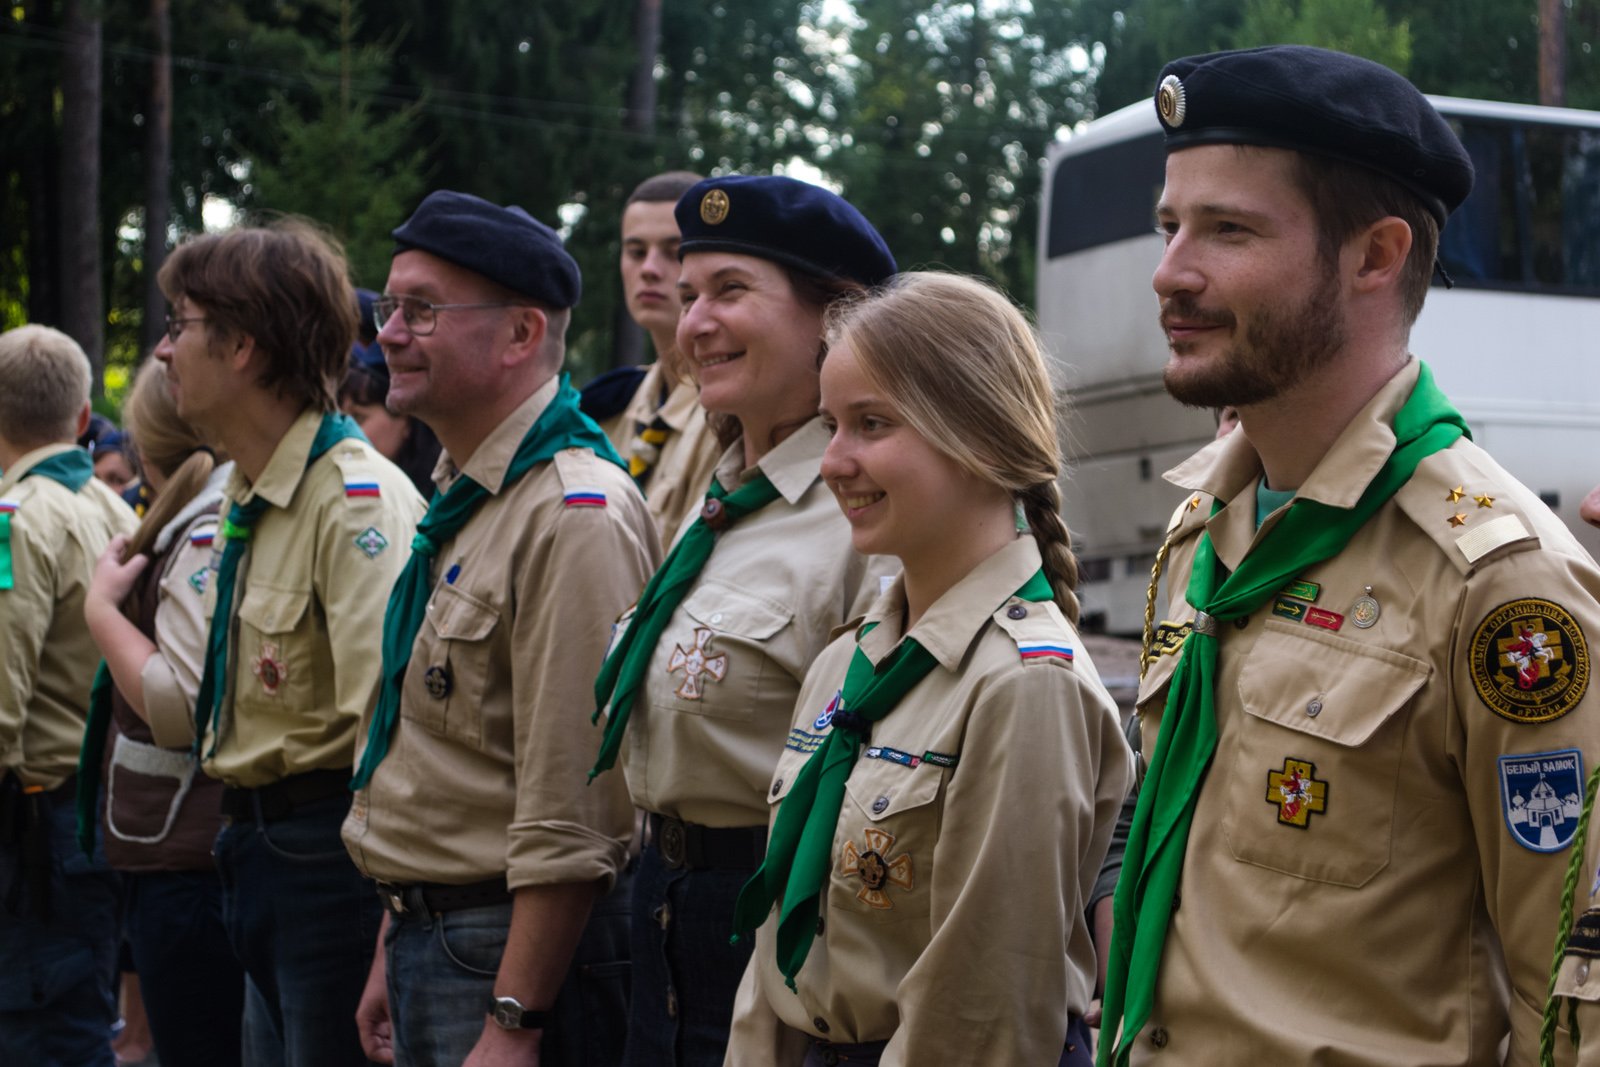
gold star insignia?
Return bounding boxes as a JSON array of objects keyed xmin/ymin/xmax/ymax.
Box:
[
  {"xmin": 1475, "ymin": 493, "xmax": 1495, "ymax": 509},
  {"xmin": 1188, "ymin": 495, "xmax": 1201, "ymax": 511},
  {"xmin": 1449, "ymin": 513, "xmax": 1468, "ymax": 528},
  {"xmin": 1446, "ymin": 486, "xmax": 1465, "ymax": 503}
]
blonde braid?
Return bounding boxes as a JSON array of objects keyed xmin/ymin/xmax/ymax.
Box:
[{"xmin": 1020, "ymin": 480, "xmax": 1081, "ymax": 626}]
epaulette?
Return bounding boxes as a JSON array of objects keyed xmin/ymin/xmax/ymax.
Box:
[
  {"xmin": 553, "ymin": 447, "xmax": 615, "ymax": 510},
  {"xmin": 1166, "ymin": 489, "xmax": 1213, "ymax": 541},
  {"xmin": 992, "ymin": 596, "xmax": 1076, "ymax": 669},
  {"xmin": 1394, "ymin": 440, "xmax": 1539, "ymax": 574},
  {"xmin": 330, "ymin": 445, "xmax": 384, "ymax": 503}
]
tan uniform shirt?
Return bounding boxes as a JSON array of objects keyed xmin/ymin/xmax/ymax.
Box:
[
  {"xmin": 343, "ymin": 381, "xmax": 659, "ymax": 890},
  {"xmin": 726, "ymin": 537, "xmax": 1132, "ymax": 1066},
  {"xmin": 606, "ymin": 363, "xmax": 722, "ymax": 545},
  {"xmin": 200, "ymin": 410, "xmax": 424, "ymax": 788},
  {"xmin": 617, "ymin": 417, "xmax": 896, "ymax": 827},
  {"xmin": 0, "ymin": 445, "xmax": 137, "ymax": 788},
  {"xmin": 1132, "ymin": 360, "xmax": 1600, "ymax": 1066}
]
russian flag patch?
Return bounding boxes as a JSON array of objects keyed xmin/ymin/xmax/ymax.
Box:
[
  {"xmin": 563, "ymin": 487, "xmax": 607, "ymax": 508},
  {"xmin": 1017, "ymin": 642, "xmax": 1074, "ymax": 664},
  {"xmin": 190, "ymin": 529, "xmax": 215, "ymax": 548},
  {"xmin": 0, "ymin": 499, "xmax": 18, "ymax": 514},
  {"xmin": 344, "ymin": 481, "xmax": 381, "ymax": 499}
]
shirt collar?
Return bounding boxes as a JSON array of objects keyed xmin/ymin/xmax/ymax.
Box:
[
  {"xmin": 228, "ymin": 407, "xmax": 321, "ymax": 509},
  {"xmin": 713, "ymin": 415, "xmax": 829, "ymax": 506},
  {"xmin": 859, "ymin": 536, "xmax": 1044, "ymax": 673},
  {"xmin": 436, "ymin": 375, "xmax": 560, "ymax": 496},
  {"xmin": 0, "ymin": 442, "xmax": 82, "ymax": 495}
]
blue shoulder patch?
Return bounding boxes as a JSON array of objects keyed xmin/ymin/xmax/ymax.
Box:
[{"xmin": 1499, "ymin": 748, "xmax": 1585, "ymax": 853}]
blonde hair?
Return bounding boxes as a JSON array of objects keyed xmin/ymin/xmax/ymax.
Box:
[
  {"xmin": 0, "ymin": 324, "xmax": 92, "ymax": 446},
  {"xmin": 824, "ymin": 272, "xmax": 1082, "ymax": 622},
  {"xmin": 121, "ymin": 360, "xmax": 224, "ymax": 561}
]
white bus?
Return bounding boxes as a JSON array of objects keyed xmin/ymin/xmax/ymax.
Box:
[{"xmin": 1038, "ymin": 95, "xmax": 1600, "ymax": 635}]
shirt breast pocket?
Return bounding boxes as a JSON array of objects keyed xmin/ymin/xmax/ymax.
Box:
[
  {"xmin": 828, "ymin": 759, "xmax": 943, "ymax": 924},
  {"xmin": 663, "ymin": 579, "xmax": 795, "ymax": 721},
  {"xmin": 402, "ymin": 583, "xmax": 499, "ymax": 747},
  {"xmin": 1222, "ymin": 621, "xmax": 1430, "ymax": 887},
  {"xmin": 234, "ymin": 585, "xmax": 317, "ymax": 713}
]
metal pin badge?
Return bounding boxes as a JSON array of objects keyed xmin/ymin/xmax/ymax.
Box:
[{"xmin": 1350, "ymin": 586, "xmax": 1381, "ymax": 629}]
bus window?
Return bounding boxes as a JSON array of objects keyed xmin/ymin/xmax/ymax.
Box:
[{"xmin": 1045, "ymin": 131, "xmax": 1165, "ymax": 257}]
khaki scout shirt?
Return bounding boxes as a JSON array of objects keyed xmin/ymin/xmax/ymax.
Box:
[
  {"xmin": 618, "ymin": 417, "xmax": 896, "ymax": 828},
  {"xmin": 0, "ymin": 445, "xmax": 136, "ymax": 788},
  {"xmin": 726, "ymin": 537, "xmax": 1133, "ymax": 1066},
  {"xmin": 606, "ymin": 362, "xmax": 722, "ymax": 545},
  {"xmin": 200, "ymin": 409, "xmax": 424, "ymax": 788},
  {"xmin": 1132, "ymin": 360, "xmax": 1600, "ymax": 1066},
  {"xmin": 343, "ymin": 379, "xmax": 660, "ymax": 890}
]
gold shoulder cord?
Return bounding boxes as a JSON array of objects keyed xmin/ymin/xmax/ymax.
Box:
[{"xmin": 1139, "ymin": 529, "xmax": 1177, "ymax": 681}]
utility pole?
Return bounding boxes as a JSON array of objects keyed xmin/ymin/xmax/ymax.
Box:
[{"xmin": 1539, "ymin": 0, "xmax": 1566, "ymax": 108}]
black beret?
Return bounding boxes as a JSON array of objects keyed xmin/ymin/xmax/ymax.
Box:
[
  {"xmin": 1154, "ymin": 46, "xmax": 1473, "ymax": 225},
  {"xmin": 392, "ymin": 190, "xmax": 582, "ymax": 308},
  {"xmin": 675, "ymin": 175, "xmax": 896, "ymax": 288}
]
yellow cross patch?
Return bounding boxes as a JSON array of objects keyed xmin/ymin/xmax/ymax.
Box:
[{"xmin": 1266, "ymin": 758, "xmax": 1328, "ymax": 828}]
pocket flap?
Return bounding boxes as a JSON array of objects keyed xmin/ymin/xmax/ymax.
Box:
[
  {"xmin": 845, "ymin": 760, "xmax": 944, "ymax": 822},
  {"xmin": 237, "ymin": 585, "xmax": 311, "ymax": 635},
  {"xmin": 1238, "ymin": 621, "xmax": 1431, "ymax": 746},
  {"xmin": 426, "ymin": 584, "xmax": 500, "ymax": 642},
  {"xmin": 683, "ymin": 579, "xmax": 793, "ymax": 641}
]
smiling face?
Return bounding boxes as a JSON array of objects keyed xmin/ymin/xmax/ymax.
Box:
[
  {"xmin": 1152, "ymin": 145, "xmax": 1348, "ymax": 409},
  {"xmin": 675, "ymin": 251, "xmax": 826, "ymax": 441},
  {"xmin": 819, "ymin": 339, "xmax": 1000, "ymax": 570},
  {"xmin": 619, "ymin": 200, "xmax": 683, "ymax": 338}
]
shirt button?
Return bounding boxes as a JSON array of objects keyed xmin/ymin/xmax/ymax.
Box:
[
  {"xmin": 1580, "ymin": 960, "xmax": 1592, "ymax": 984},
  {"xmin": 871, "ymin": 795, "xmax": 890, "ymax": 815},
  {"xmin": 1150, "ymin": 1027, "xmax": 1169, "ymax": 1049},
  {"xmin": 771, "ymin": 778, "xmax": 783, "ymax": 797},
  {"xmin": 813, "ymin": 1016, "xmax": 830, "ymax": 1034},
  {"xmin": 711, "ymin": 612, "xmax": 724, "ymax": 625},
  {"xmin": 1306, "ymin": 699, "xmax": 1323, "ymax": 718},
  {"xmin": 1007, "ymin": 604, "xmax": 1028, "ymax": 620},
  {"xmin": 1233, "ymin": 616, "xmax": 1249, "ymax": 630}
]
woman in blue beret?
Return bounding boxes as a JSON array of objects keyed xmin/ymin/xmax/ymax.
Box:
[{"xmin": 592, "ymin": 175, "xmax": 899, "ymax": 1066}]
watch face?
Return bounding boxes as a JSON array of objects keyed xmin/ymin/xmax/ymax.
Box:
[{"xmin": 491, "ymin": 997, "xmax": 521, "ymax": 1029}]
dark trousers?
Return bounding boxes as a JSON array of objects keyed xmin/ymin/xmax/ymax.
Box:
[
  {"xmin": 622, "ymin": 842, "xmax": 756, "ymax": 1067},
  {"xmin": 214, "ymin": 791, "xmax": 380, "ymax": 1067},
  {"xmin": 125, "ymin": 867, "xmax": 245, "ymax": 1067},
  {"xmin": 0, "ymin": 782, "xmax": 121, "ymax": 1067}
]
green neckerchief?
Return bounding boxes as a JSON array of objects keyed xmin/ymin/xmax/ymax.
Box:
[
  {"xmin": 75, "ymin": 662, "xmax": 115, "ymax": 855},
  {"xmin": 733, "ymin": 568, "xmax": 1057, "ymax": 989},
  {"xmin": 1255, "ymin": 480, "xmax": 1295, "ymax": 530},
  {"xmin": 588, "ymin": 466, "xmax": 783, "ymax": 779},
  {"xmin": 192, "ymin": 412, "xmax": 366, "ymax": 758},
  {"xmin": 1099, "ymin": 363, "xmax": 1469, "ymax": 1067},
  {"xmin": 0, "ymin": 449, "xmax": 95, "ymax": 590},
  {"xmin": 351, "ymin": 375, "xmax": 623, "ymax": 789}
]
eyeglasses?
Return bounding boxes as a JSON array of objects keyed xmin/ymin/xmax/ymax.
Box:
[
  {"xmin": 372, "ymin": 295, "xmax": 522, "ymax": 337},
  {"xmin": 165, "ymin": 314, "xmax": 206, "ymax": 342}
]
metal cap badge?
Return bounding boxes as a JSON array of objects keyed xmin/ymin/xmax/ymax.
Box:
[
  {"xmin": 1157, "ymin": 74, "xmax": 1187, "ymax": 127},
  {"xmin": 700, "ymin": 188, "xmax": 730, "ymax": 225}
]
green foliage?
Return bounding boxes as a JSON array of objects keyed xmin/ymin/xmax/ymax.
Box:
[{"xmin": 1238, "ymin": 0, "xmax": 1411, "ymax": 71}]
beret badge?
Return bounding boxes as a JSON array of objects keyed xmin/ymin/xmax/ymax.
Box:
[
  {"xmin": 700, "ymin": 188, "xmax": 731, "ymax": 226},
  {"xmin": 1157, "ymin": 74, "xmax": 1187, "ymax": 127}
]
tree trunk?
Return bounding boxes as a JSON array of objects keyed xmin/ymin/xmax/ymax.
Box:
[
  {"xmin": 1539, "ymin": 0, "xmax": 1566, "ymax": 108},
  {"xmin": 141, "ymin": 0, "xmax": 172, "ymax": 358},
  {"xmin": 613, "ymin": 0, "xmax": 663, "ymax": 370},
  {"xmin": 60, "ymin": 0, "xmax": 104, "ymax": 394}
]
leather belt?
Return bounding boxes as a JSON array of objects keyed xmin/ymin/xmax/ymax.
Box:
[
  {"xmin": 375, "ymin": 876, "xmax": 512, "ymax": 916},
  {"xmin": 220, "ymin": 768, "xmax": 350, "ymax": 823},
  {"xmin": 646, "ymin": 813, "xmax": 767, "ymax": 871}
]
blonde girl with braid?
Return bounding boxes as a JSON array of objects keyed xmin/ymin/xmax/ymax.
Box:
[{"xmin": 724, "ymin": 272, "xmax": 1133, "ymax": 1067}]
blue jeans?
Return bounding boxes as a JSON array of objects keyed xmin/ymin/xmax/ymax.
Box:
[
  {"xmin": 0, "ymin": 782, "xmax": 121, "ymax": 1067},
  {"xmin": 214, "ymin": 791, "xmax": 380, "ymax": 1067},
  {"xmin": 386, "ymin": 868, "xmax": 632, "ymax": 1067},
  {"xmin": 622, "ymin": 844, "xmax": 755, "ymax": 1067},
  {"xmin": 125, "ymin": 867, "xmax": 245, "ymax": 1067}
]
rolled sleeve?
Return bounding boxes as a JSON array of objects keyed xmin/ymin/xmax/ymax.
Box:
[{"xmin": 142, "ymin": 534, "xmax": 214, "ymax": 748}]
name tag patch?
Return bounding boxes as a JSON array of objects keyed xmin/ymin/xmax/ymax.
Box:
[
  {"xmin": 1499, "ymin": 748, "xmax": 1584, "ymax": 853},
  {"xmin": 786, "ymin": 727, "xmax": 826, "ymax": 754},
  {"xmin": 864, "ymin": 746, "xmax": 921, "ymax": 768}
]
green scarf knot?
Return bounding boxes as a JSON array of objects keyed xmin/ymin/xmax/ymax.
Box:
[{"xmin": 1098, "ymin": 363, "xmax": 1469, "ymax": 1067}]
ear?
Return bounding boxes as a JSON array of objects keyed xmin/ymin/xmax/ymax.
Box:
[
  {"xmin": 74, "ymin": 400, "xmax": 92, "ymax": 439},
  {"xmin": 502, "ymin": 306, "xmax": 549, "ymax": 369},
  {"xmin": 1349, "ymin": 216, "xmax": 1413, "ymax": 296}
]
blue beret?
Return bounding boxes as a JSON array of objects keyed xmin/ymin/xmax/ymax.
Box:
[
  {"xmin": 675, "ymin": 175, "xmax": 895, "ymax": 288},
  {"xmin": 1154, "ymin": 46, "xmax": 1473, "ymax": 225},
  {"xmin": 392, "ymin": 190, "xmax": 582, "ymax": 308}
]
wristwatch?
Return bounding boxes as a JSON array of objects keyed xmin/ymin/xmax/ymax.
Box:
[{"xmin": 488, "ymin": 995, "xmax": 549, "ymax": 1031}]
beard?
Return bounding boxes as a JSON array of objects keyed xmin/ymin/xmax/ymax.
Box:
[{"xmin": 1160, "ymin": 269, "xmax": 1347, "ymax": 410}]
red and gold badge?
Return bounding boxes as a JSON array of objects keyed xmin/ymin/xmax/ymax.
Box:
[
  {"xmin": 253, "ymin": 642, "xmax": 287, "ymax": 696},
  {"xmin": 1470, "ymin": 599, "xmax": 1589, "ymax": 724}
]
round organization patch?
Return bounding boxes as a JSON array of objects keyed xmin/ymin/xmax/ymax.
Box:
[{"xmin": 1469, "ymin": 598, "xmax": 1589, "ymax": 724}]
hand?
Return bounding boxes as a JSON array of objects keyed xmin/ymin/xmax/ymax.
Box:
[
  {"xmin": 355, "ymin": 939, "xmax": 395, "ymax": 1064},
  {"xmin": 462, "ymin": 1021, "xmax": 541, "ymax": 1067},
  {"xmin": 87, "ymin": 535, "xmax": 148, "ymax": 616}
]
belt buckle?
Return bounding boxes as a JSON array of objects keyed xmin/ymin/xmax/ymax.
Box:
[
  {"xmin": 659, "ymin": 817, "xmax": 687, "ymax": 870},
  {"xmin": 379, "ymin": 883, "xmax": 408, "ymax": 915}
]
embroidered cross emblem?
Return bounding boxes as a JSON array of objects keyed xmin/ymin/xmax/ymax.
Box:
[
  {"xmin": 253, "ymin": 642, "xmax": 288, "ymax": 696},
  {"xmin": 1266, "ymin": 757, "xmax": 1327, "ymax": 828},
  {"xmin": 666, "ymin": 626, "xmax": 727, "ymax": 700},
  {"xmin": 841, "ymin": 826, "xmax": 914, "ymax": 909}
]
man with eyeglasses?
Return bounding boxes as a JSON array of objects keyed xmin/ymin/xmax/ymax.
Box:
[
  {"xmin": 154, "ymin": 220, "xmax": 424, "ymax": 1067},
  {"xmin": 342, "ymin": 191, "xmax": 658, "ymax": 1067}
]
